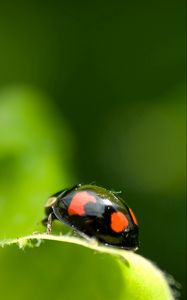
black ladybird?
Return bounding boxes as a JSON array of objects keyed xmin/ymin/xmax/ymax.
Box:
[{"xmin": 43, "ymin": 184, "xmax": 139, "ymax": 250}]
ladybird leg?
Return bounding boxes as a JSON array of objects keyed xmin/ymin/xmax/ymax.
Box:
[
  {"xmin": 42, "ymin": 211, "xmax": 56, "ymax": 225},
  {"xmin": 75, "ymin": 230, "xmax": 98, "ymax": 246},
  {"xmin": 46, "ymin": 212, "xmax": 54, "ymax": 234}
]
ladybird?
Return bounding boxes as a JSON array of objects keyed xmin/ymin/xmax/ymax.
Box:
[{"xmin": 42, "ymin": 184, "xmax": 139, "ymax": 250}]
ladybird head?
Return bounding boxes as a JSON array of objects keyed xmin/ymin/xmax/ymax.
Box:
[{"xmin": 44, "ymin": 190, "xmax": 66, "ymax": 216}]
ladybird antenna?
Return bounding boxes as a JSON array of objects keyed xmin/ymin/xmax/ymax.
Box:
[
  {"xmin": 89, "ymin": 181, "xmax": 96, "ymax": 185},
  {"xmin": 112, "ymin": 190, "xmax": 122, "ymax": 194}
]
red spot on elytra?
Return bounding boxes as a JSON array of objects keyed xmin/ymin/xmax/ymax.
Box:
[
  {"xmin": 68, "ymin": 191, "xmax": 96, "ymax": 216},
  {"xmin": 111, "ymin": 211, "xmax": 129, "ymax": 233},
  {"xmin": 129, "ymin": 208, "xmax": 138, "ymax": 225}
]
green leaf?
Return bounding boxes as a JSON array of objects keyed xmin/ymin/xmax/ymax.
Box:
[{"xmin": 0, "ymin": 233, "xmax": 175, "ymax": 300}]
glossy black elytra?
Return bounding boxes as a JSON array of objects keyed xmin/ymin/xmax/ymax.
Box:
[{"xmin": 42, "ymin": 184, "xmax": 139, "ymax": 250}]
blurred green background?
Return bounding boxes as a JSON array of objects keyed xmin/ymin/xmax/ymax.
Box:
[{"xmin": 0, "ymin": 1, "xmax": 186, "ymax": 299}]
